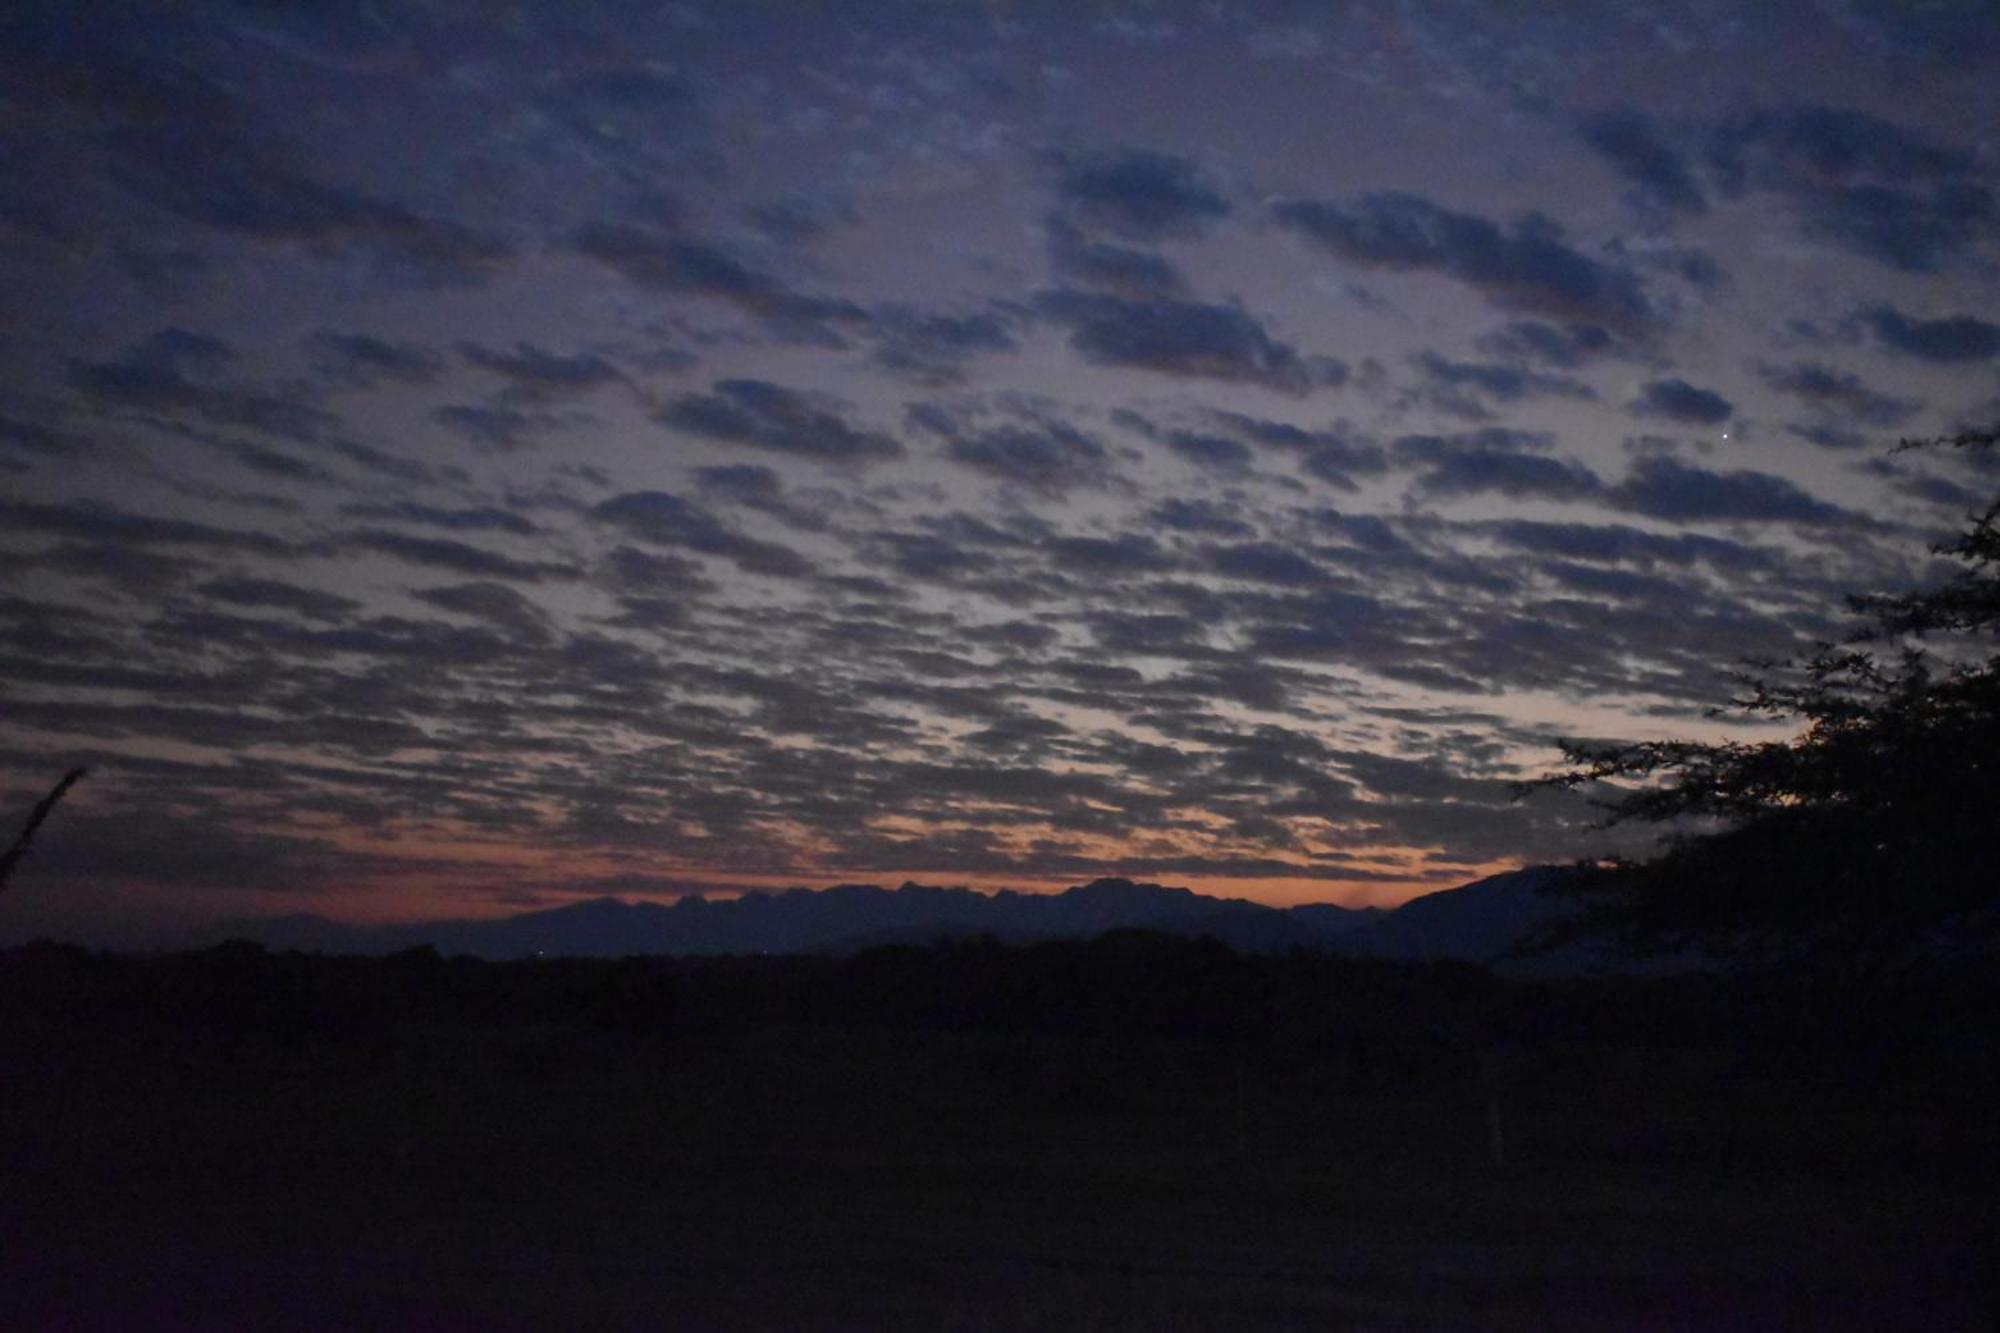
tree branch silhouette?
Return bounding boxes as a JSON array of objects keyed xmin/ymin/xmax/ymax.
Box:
[{"xmin": 0, "ymin": 768, "xmax": 88, "ymax": 895}]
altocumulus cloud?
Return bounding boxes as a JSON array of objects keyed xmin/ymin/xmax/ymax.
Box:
[
  {"xmin": 1272, "ymin": 192, "xmax": 1659, "ymax": 333},
  {"xmin": 658, "ymin": 379, "xmax": 903, "ymax": 463}
]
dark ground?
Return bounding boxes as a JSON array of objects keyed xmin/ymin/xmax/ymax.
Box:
[{"xmin": 2, "ymin": 934, "xmax": 1994, "ymax": 1330}]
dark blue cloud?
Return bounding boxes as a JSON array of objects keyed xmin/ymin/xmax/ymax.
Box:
[
  {"xmin": 1405, "ymin": 452, "xmax": 1603, "ymax": 503},
  {"xmin": 1162, "ymin": 431, "xmax": 1255, "ymax": 472},
  {"xmin": 1272, "ymin": 192, "xmax": 1658, "ymax": 332},
  {"xmin": 541, "ymin": 65, "xmax": 699, "ymax": 152},
  {"xmin": 67, "ymin": 332, "xmax": 335, "ymax": 443},
  {"xmin": 48, "ymin": 49, "xmax": 513, "ymax": 286},
  {"xmin": 1197, "ymin": 412, "xmax": 1387, "ymax": 491},
  {"xmin": 1149, "ymin": 498, "xmax": 1255, "ymax": 538},
  {"xmin": 1045, "ymin": 533, "xmax": 1171, "ymax": 578},
  {"xmin": 1474, "ymin": 320, "xmax": 1622, "ymax": 368},
  {"xmin": 195, "ymin": 576, "xmax": 359, "ymax": 623},
  {"xmin": 1206, "ymin": 542, "xmax": 1326, "ymax": 585},
  {"xmin": 589, "ymin": 491, "xmax": 816, "ymax": 578},
  {"xmin": 1578, "ymin": 106, "xmax": 1707, "ymax": 215},
  {"xmin": 1630, "ymin": 378, "xmax": 1733, "ymax": 425},
  {"xmin": 866, "ymin": 531, "xmax": 998, "ymax": 583},
  {"xmin": 1051, "ymin": 147, "xmax": 1231, "ymax": 239},
  {"xmin": 1788, "ymin": 424, "xmax": 1873, "ymax": 452},
  {"xmin": 1045, "ymin": 218, "xmax": 1189, "ymax": 299},
  {"xmin": 1610, "ymin": 457, "xmax": 1848, "ymax": 525},
  {"xmin": 867, "ymin": 307, "xmax": 1019, "ymax": 384},
  {"xmin": 346, "ymin": 530, "xmax": 577, "ymax": 582},
  {"xmin": 1410, "ymin": 350, "xmax": 1594, "ymax": 414},
  {"xmin": 1705, "ymin": 103, "xmax": 1990, "ymax": 272},
  {"xmin": 942, "ymin": 423, "xmax": 1116, "ymax": 494},
  {"xmin": 0, "ymin": 414, "xmax": 91, "ymax": 462},
  {"xmin": 431, "ymin": 404, "xmax": 538, "ymax": 452},
  {"xmin": 743, "ymin": 191, "xmax": 859, "ymax": 246},
  {"xmin": 1863, "ymin": 305, "xmax": 2000, "ymax": 362},
  {"xmin": 658, "ymin": 379, "xmax": 902, "ymax": 464},
  {"xmin": 1393, "ymin": 429, "xmax": 1601, "ymax": 502},
  {"xmin": 339, "ymin": 503, "xmax": 541, "ymax": 537},
  {"xmin": 0, "ymin": 497, "xmax": 297, "ymax": 558},
  {"xmin": 1805, "ymin": 181, "xmax": 1995, "ymax": 272},
  {"xmin": 1482, "ymin": 520, "xmax": 1780, "ymax": 573},
  {"xmin": 570, "ymin": 224, "xmax": 867, "ymax": 345},
  {"xmin": 460, "ymin": 343, "xmax": 624, "ymax": 400},
  {"xmin": 308, "ymin": 332, "xmax": 444, "ymax": 387},
  {"xmin": 1037, "ymin": 289, "xmax": 1333, "ymax": 391},
  {"xmin": 1755, "ymin": 361, "xmax": 1917, "ymax": 427},
  {"xmin": 1707, "ymin": 103, "xmax": 1972, "ymax": 192}
]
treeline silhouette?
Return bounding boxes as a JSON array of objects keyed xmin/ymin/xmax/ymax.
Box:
[{"xmin": 5, "ymin": 932, "xmax": 1992, "ymax": 1136}]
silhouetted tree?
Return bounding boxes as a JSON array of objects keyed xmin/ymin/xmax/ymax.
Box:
[
  {"xmin": 0, "ymin": 768, "xmax": 86, "ymax": 894},
  {"xmin": 1534, "ymin": 427, "xmax": 2000, "ymax": 964}
]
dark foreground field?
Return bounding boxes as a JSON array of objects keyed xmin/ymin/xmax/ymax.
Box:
[{"xmin": 2, "ymin": 934, "xmax": 1994, "ymax": 1330}]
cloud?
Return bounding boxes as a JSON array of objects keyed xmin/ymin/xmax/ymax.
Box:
[
  {"xmin": 570, "ymin": 223, "xmax": 867, "ymax": 345},
  {"xmin": 1409, "ymin": 350, "xmax": 1594, "ymax": 417},
  {"xmin": 1610, "ymin": 456, "xmax": 1848, "ymax": 524},
  {"xmin": 1044, "ymin": 216, "xmax": 1189, "ymax": 299},
  {"xmin": 1474, "ymin": 320, "xmax": 1623, "ymax": 368},
  {"xmin": 1149, "ymin": 497, "xmax": 1256, "ymax": 538},
  {"xmin": 1201, "ymin": 412, "xmax": 1389, "ymax": 491},
  {"xmin": 339, "ymin": 503, "xmax": 542, "ymax": 537},
  {"xmin": 17, "ymin": 541, "xmax": 208, "ymax": 596},
  {"xmin": 743, "ymin": 191, "xmax": 859, "ymax": 246},
  {"xmin": 1161, "ymin": 431, "xmax": 1255, "ymax": 473},
  {"xmin": 21, "ymin": 810, "xmax": 381, "ymax": 892},
  {"xmin": 196, "ymin": 575, "xmax": 359, "ymax": 622},
  {"xmin": 589, "ymin": 490, "xmax": 816, "ymax": 577},
  {"xmin": 1037, "ymin": 289, "xmax": 1333, "ymax": 391},
  {"xmin": 1755, "ymin": 361, "xmax": 1917, "ymax": 427},
  {"xmin": 1577, "ymin": 100, "xmax": 1992, "ymax": 271},
  {"xmin": 1862, "ymin": 305, "xmax": 2000, "ymax": 362},
  {"xmin": 1804, "ymin": 181, "xmax": 1994, "ymax": 272},
  {"xmin": 431, "ymin": 404, "xmax": 541, "ymax": 452},
  {"xmin": 1482, "ymin": 520, "xmax": 1780, "ymax": 573},
  {"xmin": 1707, "ymin": 103, "xmax": 1992, "ymax": 272},
  {"xmin": 410, "ymin": 581, "xmax": 556, "ymax": 646},
  {"xmin": 658, "ymin": 379, "xmax": 902, "ymax": 464},
  {"xmin": 1273, "ymin": 192, "xmax": 1658, "ymax": 332},
  {"xmin": 0, "ymin": 414, "xmax": 93, "ymax": 460},
  {"xmin": 73, "ymin": 58, "xmax": 511, "ymax": 285},
  {"xmin": 942, "ymin": 422, "xmax": 1117, "ymax": 495},
  {"xmin": 1206, "ymin": 542, "xmax": 1326, "ymax": 585},
  {"xmin": 1044, "ymin": 533, "xmax": 1172, "ymax": 578},
  {"xmin": 308, "ymin": 332, "xmax": 444, "ymax": 386},
  {"xmin": 460, "ymin": 342, "xmax": 624, "ymax": 400},
  {"xmin": 866, "ymin": 307, "xmax": 1019, "ymax": 384},
  {"xmin": 345, "ymin": 530, "xmax": 577, "ymax": 582},
  {"xmin": 597, "ymin": 544, "xmax": 714, "ymax": 599},
  {"xmin": 0, "ymin": 498, "xmax": 298, "ymax": 558},
  {"xmin": 1578, "ymin": 105, "xmax": 1707, "ymax": 215},
  {"xmin": 1629, "ymin": 377, "xmax": 1733, "ymax": 425},
  {"xmin": 1394, "ymin": 430, "xmax": 1604, "ymax": 503},
  {"xmin": 1050, "ymin": 147, "xmax": 1231, "ymax": 239},
  {"xmin": 68, "ymin": 330, "xmax": 335, "ymax": 442},
  {"xmin": 540, "ymin": 65, "xmax": 699, "ymax": 153},
  {"xmin": 1707, "ymin": 102, "xmax": 1972, "ymax": 193}
]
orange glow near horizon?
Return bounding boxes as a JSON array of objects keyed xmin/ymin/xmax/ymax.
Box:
[{"xmin": 272, "ymin": 817, "xmax": 1511, "ymax": 925}]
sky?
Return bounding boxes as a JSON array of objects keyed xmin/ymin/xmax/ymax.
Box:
[{"xmin": 4, "ymin": 0, "xmax": 2000, "ymax": 943}]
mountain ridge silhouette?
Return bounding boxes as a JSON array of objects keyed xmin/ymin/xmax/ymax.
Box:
[{"xmin": 200, "ymin": 868, "xmax": 1591, "ymax": 968}]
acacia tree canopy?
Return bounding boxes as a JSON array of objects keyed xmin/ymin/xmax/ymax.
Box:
[{"xmin": 1533, "ymin": 426, "xmax": 2000, "ymax": 963}]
